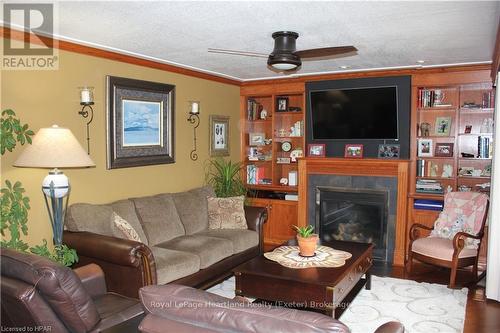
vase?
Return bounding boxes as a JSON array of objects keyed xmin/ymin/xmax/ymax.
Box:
[{"xmin": 297, "ymin": 234, "xmax": 319, "ymax": 257}]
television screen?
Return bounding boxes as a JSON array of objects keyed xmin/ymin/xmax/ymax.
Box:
[{"xmin": 310, "ymin": 87, "xmax": 399, "ymax": 140}]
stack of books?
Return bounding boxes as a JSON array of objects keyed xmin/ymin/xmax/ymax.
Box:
[
  {"xmin": 247, "ymin": 99, "xmax": 261, "ymax": 120},
  {"xmin": 414, "ymin": 199, "xmax": 444, "ymax": 211},
  {"xmin": 478, "ymin": 136, "xmax": 493, "ymax": 158},
  {"xmin": 416, "ymin": 179, "xmax": 444, "ymax": 194}
]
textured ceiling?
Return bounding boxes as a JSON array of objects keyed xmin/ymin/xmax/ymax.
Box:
[{"xmin": 40, "ymin": 1, "xmax": 500, "ymax": 80}]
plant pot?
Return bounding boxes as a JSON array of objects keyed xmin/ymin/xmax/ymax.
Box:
[{"xmin": 296, "ymin": 234, "xmax": 319, "ymax": 257}]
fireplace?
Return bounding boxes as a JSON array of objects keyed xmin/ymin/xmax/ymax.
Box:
[{"xmin": 315, "ymin": 187, "xmax": 392, "ymax": 262}]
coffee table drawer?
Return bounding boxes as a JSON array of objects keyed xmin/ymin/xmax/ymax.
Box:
[{"xmin": 330, "ymin": 255, "xmax": 372, "ymax": 306}]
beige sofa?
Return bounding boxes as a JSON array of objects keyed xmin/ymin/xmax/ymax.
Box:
[{"xmin": 64, "ymin": 186, "xmax": 267, "ymax": 298}]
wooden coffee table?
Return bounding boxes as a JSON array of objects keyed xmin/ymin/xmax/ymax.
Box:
[{"xmin": 233, "ymin": 240, "xmax": 373, "ymax": 318}]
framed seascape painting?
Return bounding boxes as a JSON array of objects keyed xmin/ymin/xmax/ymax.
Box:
[
  {"xmin": 210, "ymin": 115, "xmax": 230, "ymax": 156},
  {"xmin": 106, "ymin": 76, "xmax": 175, "ymax": 169}
]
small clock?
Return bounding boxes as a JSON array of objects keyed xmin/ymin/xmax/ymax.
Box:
[{"xmin": 281, "ymin": 141, "xmax": 292, "ymax": 152}]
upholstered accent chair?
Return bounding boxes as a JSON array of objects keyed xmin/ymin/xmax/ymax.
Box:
[{"xmin": 407, "ymin": 191, "xmax": 489, "ymax": 288}]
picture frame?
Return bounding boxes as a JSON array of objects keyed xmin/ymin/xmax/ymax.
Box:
[
  {"xmin": 106, "ymin": 76, "xmax": 175, "ymax": 169},
  {"xmin": 209, "ymin": 115, "xmax": 230, "ymax": 157},
  {"xmin": 344, "ymin": 144, "xmax": 363, "ymax": 158},
  {"xmin": 308, "ymin": 144, "xmax": 326, "ymax": 157},
  {"xmin": 435, "ymin": 116, "xmax": 452, "ymax": 136},
  {"xmin": 434, "ymin": 142, "xmax": 454, "ymax": 157},
  {"xmin": 377, "ymin": 144, "xmax": 400, "ymax": 159},
  {"xmin": 249, "ymin": 132, "xmax": 265, "ymax": 146},
  {"xmin": 276, "ymin": 96, "xmax": 289, "ymax": 112},
  {"xmin": 417, "ymin": 138, "xmax": 433, "ymax": 157}
]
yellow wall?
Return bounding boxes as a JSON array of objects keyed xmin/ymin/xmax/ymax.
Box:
[{"xmin": 1, "ymin": 46, "xmax": 240, "ymax": 246}]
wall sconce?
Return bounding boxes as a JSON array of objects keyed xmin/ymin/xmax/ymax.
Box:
[
  {"xmin": 187, "ymin": 101, "xmax": 200, "ymax": 161},
  {"xmin": 77, "ymin": 86, "xmax": 94, "ymax": 154}
]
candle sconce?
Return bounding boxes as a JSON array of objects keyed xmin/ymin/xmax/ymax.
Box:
[
  {"xmin": 187, "ymin": 101, "xmax": 200, "ymax": 161},
  {"xmin": 77, "ymin": 87, "xmax": 94, "ymax": 154}
]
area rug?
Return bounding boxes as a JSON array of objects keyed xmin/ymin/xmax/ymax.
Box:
[{"xmin": 206, "ymin": 275, "xmax": 468, "ymax": 333}]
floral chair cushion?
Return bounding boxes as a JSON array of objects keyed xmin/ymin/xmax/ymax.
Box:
[{"xmin": 429, "ymin": 191, "xmax": 488, "ymax": 249}]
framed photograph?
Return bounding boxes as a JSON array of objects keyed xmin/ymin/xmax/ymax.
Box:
[
  {"xmin": 276, "ymin": 96, "xmax": 289, "ymax": 112},
  {"xmin": 106, "ymin": 76, "xmax": 175, "ymax": 169},
  {"xmin": 249, "ymin": 132, "xmax": 265, "ymax": 146},
  {"xmin": 435, "ymin": 142, "xmax": 454, "ymax": 157},
  {"xmin": 435, "ymin": 116, "xmax": 452, "ymax": 136},
  {"xmin": 344, "ymin": 144, "xmax": 363, "ymax": 158},
  {"xmin": 308, "ymin": 144, "xmax": 326, "ymax": 157},
  {"xmin": 209, "ymin": 115, "xmax": 230, "ymax": 157},
  {"xmin": 464, "ymin": 125, "xmax": 472, "ymax": 134},
  {"xmin": 417, "ymin": 139, "xmax": 433, "ymax": 157},
  {"xmin": 378, "ymin": 144, "xmax": 400, "ymax": 159}
]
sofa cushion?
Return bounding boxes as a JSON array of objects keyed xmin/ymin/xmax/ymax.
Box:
[
  {"xmin": 157, "ymin": 235, "xmax": 233, "ymax": 269},
  {"xmin": 171, "ymin": 186, "xmax": 215, "ymax": 235},
  {"xmin": 110, "ymin": 199, "xmax": 148, "ymax": 245},
  {"xmin": 65, "ymin": 203, "xmax": 115, "ymax": 237},
  {"xmin": 150, "ymin": 247, "xmax": 201, "ymax": 285},
  {"xmin": 207, "ymin": 196, "xmax": 247, "ymax": 230},
  {"xmin": 195, "ymin": 229, "xmax": 258, "ymax": 253},
  {"xmin": 132, "ymin": 195, "xmax": 185, "ymax": 246}
]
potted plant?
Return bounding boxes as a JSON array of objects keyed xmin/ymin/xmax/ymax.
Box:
[
  {"xmin": 205, "ymin": 158, "xmax": 246, "ymax": 197},
  {"xmin": 293, "ymin": 225, "xmax": 319, "ymax": 257}
]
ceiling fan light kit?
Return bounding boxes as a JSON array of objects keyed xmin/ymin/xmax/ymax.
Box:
[{"xmin": 268, "ymin": 31, "xmax": 302, "ymax": 71}]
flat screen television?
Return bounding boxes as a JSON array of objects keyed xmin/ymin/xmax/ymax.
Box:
[
  {"xmin": 306, "ymin": 76, "xmax": 411, "ymax": 159},
  {"xmin": 310, "ymin": 86, "xmax": 398, "ymax": 140}
]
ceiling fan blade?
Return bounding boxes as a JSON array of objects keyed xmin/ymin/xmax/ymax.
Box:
[
  {"xmin": 208, "ymin": 48, "xmax": 268, "ymax": 58},
  {"xmin": 295, "ymin": 46, "xmax": 357, "ymax": 58}
]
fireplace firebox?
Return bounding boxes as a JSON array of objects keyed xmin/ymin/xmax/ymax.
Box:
[{"xmin": 315, "ymin": 186, "xmax": 393, "ymax": 263}]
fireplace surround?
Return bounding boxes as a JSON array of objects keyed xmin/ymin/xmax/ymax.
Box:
[{"xmin": 298, "ymin": 158, "xmax": 409, "ymax": 266}]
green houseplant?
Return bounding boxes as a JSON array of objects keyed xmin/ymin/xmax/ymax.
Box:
[
  {"xmin": 0, "ymin": 109, "xmax": 77, "ymax": 266},
  {"xmin": 293, "ymin": 225, "xmax": 319, "ymax": 257},
  {"xmin": 205, "ymin": 158, "xmax": 246, "ymax": 197}
]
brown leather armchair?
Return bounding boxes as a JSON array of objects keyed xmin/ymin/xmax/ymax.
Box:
[
  {"xmin": 1, "ymin": 248, "xmax": 144, "ymax": 332},
  {"xmin": 138, "ymin": 284, "xmax": 404, "ymax": 333},
  {"xmin": 64, "ymin": 206, "xmax": 267, "ymax": 298}
]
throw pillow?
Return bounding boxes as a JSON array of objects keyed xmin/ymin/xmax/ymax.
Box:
[
  {"xmin": 113, "ymin": 212, "xmax": 142, "ymax": 242},
  {"xmin": 208, "ymin": 196, "xmax": 247, "ymax": 230}
]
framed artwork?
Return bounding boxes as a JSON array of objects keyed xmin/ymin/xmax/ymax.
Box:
[
  {"xmin": 209, "ymin": 115, "xmax": 230, "ymax": 157},
  {"xmin": 249, "ymin": 132, "xmax": 265, "ymax": 146},
  {"xmin": 378, "ymin": 144, "xmax": 400, "ymax": 159},
  {"xmin": 435, "ymin": 116, "xmax": 452, "ymax": 136},
  {"xmin": 417, "ymin": 138, "xmax": 433, "ymax": 157},
  {"xmin": 344, "ymin": 144, "xmax": 363, "ymax": 158},
  {"xmin": 276, "ymin": 96, "xmax": 289, "ymax": 112},
  {"xmin": 435, "ymin": 142, "xmax": 454, "ymax": 157},
  {"xmin": 106, "ymin": 76, "xmax": 175, "ymax": 169},
  {"xmin": 308, "ymin": 144, "xmax": 326, "ymax": 157}
]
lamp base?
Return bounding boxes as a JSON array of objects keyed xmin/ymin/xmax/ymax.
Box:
[{"xmin": 42, "ymin": 168, "xmax": 71, "ymax": 247}]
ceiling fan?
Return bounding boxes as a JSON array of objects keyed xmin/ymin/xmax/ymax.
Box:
[{"xmin": 208, "ymin": 31, "xmax": 357, "ymax": 71}]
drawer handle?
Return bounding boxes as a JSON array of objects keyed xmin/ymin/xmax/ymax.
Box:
[
  {"xmin": 349, "ymin": 276, "xmax": 354, "ymax": 282},
  {"xmin": 338, "ymin": 288, "xmax": 344, "ymax": 294}
]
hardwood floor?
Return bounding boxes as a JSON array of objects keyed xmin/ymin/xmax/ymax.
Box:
[{"xmin": 383, "ymin": 263, "xmax": 500, "ymax": 333}]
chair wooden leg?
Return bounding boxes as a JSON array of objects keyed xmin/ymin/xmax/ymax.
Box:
[{"xmin": 406, "ymin": 251, "xmax": 413, "ymax": 275}]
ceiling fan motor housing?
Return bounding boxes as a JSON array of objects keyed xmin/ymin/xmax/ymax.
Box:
[{"xmin": 268, "ymin": 31, "xmax": 301, "ymax": 69}]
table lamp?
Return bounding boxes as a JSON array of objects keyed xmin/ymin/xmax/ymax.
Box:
[{"xmin": 13, "ymin": 125, "xmax": 95, "ymax": 248}]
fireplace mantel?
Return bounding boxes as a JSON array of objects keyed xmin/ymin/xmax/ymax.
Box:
[{"xmin": 298, "ymin": 158, "xmax": 410, "ymax": 266}]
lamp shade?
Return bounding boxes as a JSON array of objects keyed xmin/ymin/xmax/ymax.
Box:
[{"xmin": 13, "ymin": 125, "xmax": 95, "ymax": 168}]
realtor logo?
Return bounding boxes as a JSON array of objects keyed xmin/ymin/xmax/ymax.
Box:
[{"xmin": 2, "ymin": 3, "xmax": 59, "ymax": 70}]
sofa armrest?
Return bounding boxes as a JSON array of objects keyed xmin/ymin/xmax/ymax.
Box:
[
  {"xmin": 244, "ymin": 206, "xmax": 268, "ymax": 253},
  {"xmin": 64, "ymin": 230, "xmax": 156, "ymax": 298},
  {"xmin": 73, "ymin": 263, "xmax": 107, "ymax": 298}
]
